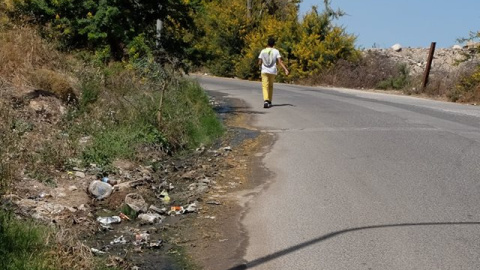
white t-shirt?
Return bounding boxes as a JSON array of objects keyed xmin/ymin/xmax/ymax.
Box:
[{"xmin": 259, "ymin": 47, "xmax": 281, "ymax": 75}]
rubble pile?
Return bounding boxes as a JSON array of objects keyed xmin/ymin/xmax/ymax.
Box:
[{"xmin": 365, "ymin": 43, "xmax": 480, "ymax": 76}]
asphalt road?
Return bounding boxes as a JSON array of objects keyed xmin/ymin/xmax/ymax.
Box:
[{"xmin": 195, "ymin": 75, "xmax": 480, "ymax": 270}]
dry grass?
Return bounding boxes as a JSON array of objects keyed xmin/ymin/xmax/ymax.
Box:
[
  {"xmin": 47, "ymin": 228, "xmax": 95, "ymax": 270},
  {"xmin": 300, "ymin": 51, "xmax": 403, "ymax": 90},
  {"xmin": 299, "ymin": 50, "xmax": 480, "ymax": 104},
  {"xmin": 0, "ymin": 25, "xmax": 66, "ymax": 90},
  {"xmin": 28, "ymin": 69, "xmax": 78, "ymax": 103}
]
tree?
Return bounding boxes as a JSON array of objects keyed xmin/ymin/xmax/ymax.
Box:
[
  {"xmin": 11, "ymin": 0, "xmax": 198, "ymax": 61},
  {"xmin": 192, "ymin": 0, "xmax": 249, "ymax": 76},
  {"xmin": 290, "ymin": 1, "xmax": 359, "ymax": 79}
]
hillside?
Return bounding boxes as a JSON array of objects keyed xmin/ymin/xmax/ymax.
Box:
[{"xmin": 0, "ymin": 9, "xmax": 235, "ymax": 270}]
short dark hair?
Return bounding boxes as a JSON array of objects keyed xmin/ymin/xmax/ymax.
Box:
[{"xmin": 267, "ymin": 37, "xmax": 275, "ymax": 47}]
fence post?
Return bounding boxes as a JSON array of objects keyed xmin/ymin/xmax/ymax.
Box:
[{"xmin": 422, "ymin": 42, "xmax": 436, "ymax": 90}]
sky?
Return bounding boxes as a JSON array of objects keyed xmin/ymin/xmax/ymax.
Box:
[{"xmin": 299, "ymin": 0, "xmax": 480, "ymax": 49}]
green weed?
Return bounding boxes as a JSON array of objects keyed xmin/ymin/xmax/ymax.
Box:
[
  {"xmin": 377, "ymin": 63, "xmax": 410, "ymax": 90},
  {"xmin": 0, "ymin": 210, "xmax": 54, "ymax": 270}
]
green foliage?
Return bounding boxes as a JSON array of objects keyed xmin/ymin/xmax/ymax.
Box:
[
  {"xmin": 376, "ymin": 63, "xmax": 410, "ymax": 90},
  {"xmin": 82, "ymin": 121, "xmax": 166, "ymax": 167},
  {"xmin": 290, "ymin": 2, "xmax": 359, "ymax": 80},
  {"xmin": 0, "ymin": 210, "xmax": 54, "ymax": 270},
  {"xmin": 70, "ymin": 59, "xmax": 223, "ymax": 167},
  {"xmin": 202, "ymin": 0, "xmax": 360, "ymax": 81},
  {"xmin": 11, "ymin": 0, "xmax": 197, "ymax": 61},
  {"xmin": 449, "ymin": 65, "xmax": 480, "ymax": 102},
  {"xmin": 161, "ymin": 79, "xmax": 224, "ymax": 148},
  {"xmin": 0, "ymin": 105, "xmax": 14, "ymax": 195},
  {"xmin": 234, "ymin": 1, "xmax": 300, "ymax": 80},
  {"xmin": 193, "ymin": 0, "xmax": 248, "ymax": 76}
]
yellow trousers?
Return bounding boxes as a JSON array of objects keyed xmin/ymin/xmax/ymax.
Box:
[{"xmin": 261, "ymin": 73, "xmax": 275, "ymax": 102}]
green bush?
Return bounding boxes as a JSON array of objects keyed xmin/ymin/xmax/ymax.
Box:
[
  {"xmin": 74, "ymin": 60, "xmax": 223, "ymax": 167},
  {"xmin": 376, "ymin": 63, "xmax": 410, "ymax": 90},
  {"xmin": 450, "ymin": 65, "xmax": 480, "ymax": 102},
  {"xmin": 11, "ymin": 0, "xmax": 195, "ymax": 61},
  {"xmin": 161, "ymin": 79, "xmax": 224, "ymax": 148},
  {"xmin": 0, "ymin": 210, "xmax": 54, "ymax": 270}
]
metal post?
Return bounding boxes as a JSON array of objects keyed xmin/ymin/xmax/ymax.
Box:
[
  {"xmin": 156, "ymin": 19, "xmax": 163, "ymax": 48},
  {"xmin": 422, "ymin": 42, "xmax": 436, "ymax": 90},
  {"xmin": 247, "ymin": 0, "xmax": 252, "ymax": 19}
]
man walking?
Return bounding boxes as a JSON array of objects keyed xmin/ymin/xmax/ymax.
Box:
[{"xmin": 258, "ymin": 37, "xmax": 289, "ymax": 108}]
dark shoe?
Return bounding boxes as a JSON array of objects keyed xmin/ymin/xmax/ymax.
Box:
[{"xmin": 264, "ymin": 101, "xmax": 270, "ymax": 108}]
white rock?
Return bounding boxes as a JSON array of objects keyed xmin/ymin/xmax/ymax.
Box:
[
  {"xmin": 74, "ymin": 171, "xmax": 85, "ymax": 178},
  {"xmin": 452, "ymin": 45, "xmax": 462, "ymax": 50},
  {"xmin": 391, "ymin": 43, "xmax": 402, "ymax": 52},
  {"xmin": 138, "ymin": 213, "xmax": 162, "ymax": 224},
  {"xmin": 125, "ymin": 193, "xmax": 148, "ymax": 213}
]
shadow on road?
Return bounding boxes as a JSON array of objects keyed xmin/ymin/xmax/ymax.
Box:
[
  {"xmin": 270, "ymin": 104, "xmax": 294, "ymax": 108},
  {"xmin": 227, "ymin": 221, "xmax": 480, "ymax": 269}
]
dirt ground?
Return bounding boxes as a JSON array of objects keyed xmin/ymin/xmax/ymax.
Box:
[
  {"xmin": 1, "ymin": 89, "xmax": 273, "ymax": 270},
  {"xmin": 179, "ymin": 96, "xmax": 275, "ymax": 270}
]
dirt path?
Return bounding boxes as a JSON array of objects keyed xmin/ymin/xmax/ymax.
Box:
[{"xmin": 180, "ymin": 95, "xmax": 274, "ymax": 270}]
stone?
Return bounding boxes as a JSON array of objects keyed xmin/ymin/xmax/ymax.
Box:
[
  {"xmin": 184, "ymin": 202, "xmax": 198, "ymax": 213},
  {"xmin": 149, "ymin": 205, "xmax": 167, "ymax": 215},
  {"xmin": 125, "ymin": 193, "xmax": 148, "ymax": 213},
  {"xmin": 78, "ymin": 136, "xmax": 91, "ymax": 145},
  {"xmin": 181, "ymin": 170, "xmax": 196, "ymax": 179},
  {"xmin": 74, "ymin": 171, "xmax": 85, "ymax": 178},
  {"xmin": 452, "ymin": 45, "xmax": 462, "ymax": 50},
  {"xmin": 138, "ymin": 213, "xmax": 162, "ymax": 224},
  {"xmin": 391, "ymin": 43, "xmax": 402, "ymax": 52}
]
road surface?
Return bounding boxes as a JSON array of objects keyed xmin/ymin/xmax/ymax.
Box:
[{"xmin": 195, "ymin": 75, "xmax": 480, "ymax": 270}]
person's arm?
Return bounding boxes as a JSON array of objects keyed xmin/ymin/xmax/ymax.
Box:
[{"xmin": 277, "ymin": 58, "xmax": 289, "ymax": 75}]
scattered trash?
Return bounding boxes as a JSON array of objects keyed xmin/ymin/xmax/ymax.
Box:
[
  {"xmin": 119, "ymin": 212, "xmax": 130, "ymax": 221},
  {"xmin": 28, "ymin": 192, "xmax": 52, "ymax": 200},
  {"xmin": 159, "ymin": 190, "xmax": 170, "ymax": 204},
  {"xmin": 168, "ymin": 202, "xmax": 198, "ymax": 215},
  {"xmin": 102, "ymin": 177, "xmax": 118, "ymax": 186},
  {"xmin": 138, "ymin": 213, "xmax": 162, "ymax": 224},
  {"xmin": 206, "ymin": 200, "xmax": 221, "ymax": 205},
  {"xmin": 134, "ymin": 232, "xmax": 150, "ymax": 245},
  {"xmin": 169, "ymin": 206, "xmax": 184, "ymax": 215},
  {"xmin": 91, "ymin": 248, "xmax": 106, "ymax": 256},
  {"xmin": 184, "ymin": 202, "xmax": 198, "ymax": 213},
  {"xmin": 149, "ymin": 205, "xmax": 167, "ymax": 215},
  {"xmin": 149, "ymin": 240, "xmax": 163, "ymax": 249},
  {"xmin": 110, "ymin": 235, "xmax": 127, "ymax": 245},
  {"xmin": 88, "ymin": 180, "xmax": 113, "ymax": 200},
  {"xmin": 97, "ymin": 216, "xmax": 122, "ymax": 225},
  {"xmin": 125, "ymin": 193, "xmax": 148, "ymax": 213},
  {"xmin": 223, "ymin": 146, "xmax": 232, "ymax": 151}
]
